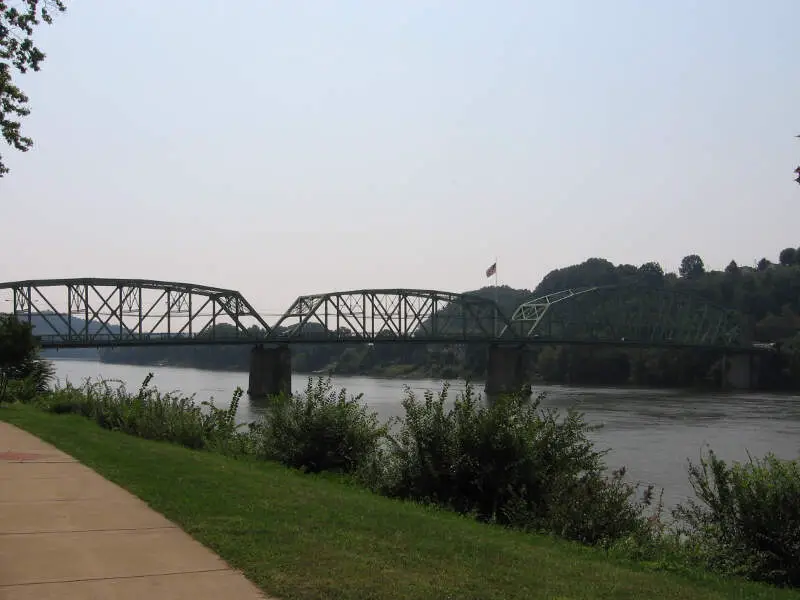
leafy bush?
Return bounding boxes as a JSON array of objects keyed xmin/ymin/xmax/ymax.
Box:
[
  {"xmin": 381, "ymin": 383, "xmax": 652, "ymax": 545},
  {"xmin": 254, "ymin": 377, "xmax": 388, "ymax": 474},
  {"xmin": 674, "ymin": 450, "xmax": 800, "ymax": 586},
  {"xmin": 3, "ymin": 377, "xmax": 38, "ymax": 403},
  {"xmin": 0, "ymin": 314, "xmax": 52, "ymax": 401}
]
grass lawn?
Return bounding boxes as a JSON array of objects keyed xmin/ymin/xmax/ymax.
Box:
[{"xmin": 2, "ymin": 403, "xmax": 798, "ymax": 600}]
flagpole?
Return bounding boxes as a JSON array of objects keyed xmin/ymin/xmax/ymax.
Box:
[{"xmin": 493, "ymin": 256, "xmax": 498, "ymax": 337}]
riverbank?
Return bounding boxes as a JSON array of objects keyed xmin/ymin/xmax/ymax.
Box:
[
  {"xmin": 47, "ymin": 358, "xmax": 800, "ymax": 513},
  {"xmin": 2, "ymin": 402, "xmax": 796, "ymax": 600}
]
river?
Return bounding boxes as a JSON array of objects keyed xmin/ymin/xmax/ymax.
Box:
[{"xmin": 50, "ymin": 359, "xmax": 800, "ymax": 511}]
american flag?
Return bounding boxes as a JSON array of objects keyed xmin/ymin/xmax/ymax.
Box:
[{"xmin": 485, "ymin": 262, "xmax": 497, "ymax": 278}]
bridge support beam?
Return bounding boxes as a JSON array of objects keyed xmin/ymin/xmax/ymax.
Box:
[
  {"xmin": 723, "ymin": 353, "xmax": 758, "ymax": 390},
  {"xmin": 248, "ymin": 344, "xmax": 291, "ymax": 398},
  {"xmin": 485, "ymin": 344, "xmax": 530, "ymax": 399}
]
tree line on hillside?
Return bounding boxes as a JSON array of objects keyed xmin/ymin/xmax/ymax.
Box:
[
  {"xmin": 95, "ymin": 245, "xmax": 800, "ymax": 390},
  {"xmin": 520, "ymin": 248, "xmax": 800, "ymax": 388}
]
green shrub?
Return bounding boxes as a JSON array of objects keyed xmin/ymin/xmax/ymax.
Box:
[
  {"xmin": 674, "ymin": 450, "xmax": 800, "ymax": 586},
  {"xmin": 254, "ymin": 377, "xmax": 388, "ymax": 474},
  {"xmin": 381, "ymin": 383, "xmax": 652, "ymax": 545},
  {"xmin": 3, "ymin": 377, "xmax": 38, "ymax": 403}
]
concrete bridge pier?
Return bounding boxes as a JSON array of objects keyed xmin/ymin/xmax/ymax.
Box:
[
  {"xmin": 722, "ymin": 353, "xmax": 758, "ymax": 390},
  {"xmin": 484, "ymin": 344, "xmax": 530, "ymax": 399},
  {"xmin": 248, "ymin": 344, "xmax": 292, "ymax": 398}
]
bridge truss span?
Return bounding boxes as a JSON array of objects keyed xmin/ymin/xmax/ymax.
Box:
[
  {"xmin": 504, "ymin": 285, "xmax": 745, "ymax": 349},
  {"xmin": 270, "ymin": 289, "xmax": 515, "ymax": 343},
  {"xmin": 0, "ymin": 278, "xmax": 272, "ymax": 348},
  {"xmin": 0, "ymin": 278, "xmax": 755, "ymax": 351}
]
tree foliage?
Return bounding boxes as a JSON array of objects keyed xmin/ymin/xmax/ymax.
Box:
[
  {"xmin": 0, "ymin": 0, "xmax": 66, "ymax": 176},
  {"xmin": 725, "ymin": 260, "xmax": 739, "ymax": 275},
  {"xmin": 638, "ymin": 261, "xmax": 665, "ymax": 286},
  {"xmin": 531, "ymin": 248, "xmax": 800, "ymax": 388},
  {"xmin": 0, "ymin": 313, "xmax": 39, "ymax": 398},
  {"xmin": 0, "ymin": 313, "xmax": 36, "ymax": 367},
  {"xmin": 679, "ymin": 254, "xmax": 705, "ymax": 279},
  {"xmin": 779, "ymin": 247, "xmax": 797, "ymax": 266}
]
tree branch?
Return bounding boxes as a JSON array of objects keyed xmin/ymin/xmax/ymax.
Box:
[{"xmin": 0, "ymin": 0, "xmax": 66, "ymax": 175}]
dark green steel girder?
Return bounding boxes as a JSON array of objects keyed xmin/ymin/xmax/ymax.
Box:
[
  {"xmin": 270, "ymin": 288, "xmax": 515, "ymax": 343},
  {"xmin": 504, "ymin": 285, "xmax": 746, "ymax": 348},
  {"xmin": 0, "ymin": 278, "xmax": 271, "ymax": 348}
]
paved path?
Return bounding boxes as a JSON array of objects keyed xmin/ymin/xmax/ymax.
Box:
[{"xmin": 0, "ymin": 422, "xmax": 270, "ymax": 600}]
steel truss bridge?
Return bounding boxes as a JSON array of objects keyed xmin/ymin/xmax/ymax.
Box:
[{"xmin": 0, "ymin": 278, "xmax": 755, "ymax": 352}]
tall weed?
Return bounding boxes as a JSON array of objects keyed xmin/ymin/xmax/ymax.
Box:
[{"xmin": 38, "ymin": 374, "xmax": 247, "ymax": 453}]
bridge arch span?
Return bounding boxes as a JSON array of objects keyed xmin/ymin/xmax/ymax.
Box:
[
  {"xmin": 271, "ymin": 288, "xmax": 514, "ymax": 342},
  {"xmin": 0, "ymin": 278, "xmax": 271, "ymax": 347}
]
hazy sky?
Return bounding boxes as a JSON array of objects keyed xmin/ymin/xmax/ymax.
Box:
[{"xmin": 2, "ymin": 0, "xmax": 798, "ymax": 315}]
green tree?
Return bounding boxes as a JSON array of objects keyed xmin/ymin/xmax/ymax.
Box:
[
  {"xmin": 0, "ymin": 314, "xmax": 37, "ymax": 399},
  {"xmin": 679, "ymin": 254, "xmax": 705, "ymax": 279},
  {"xmin": 779, "ymin": 247, "xmax": 797, "ymax": 266},
  {"xmin": 533, "ymin": 258, "xmax": 620, "ymax": 295},
  {"xmin": 725, "ymin": 260, "xmax": 739, "ymax": 275},
  {"xmin": 638, "ymin": 261, "xmax": 664, "ymax": 286},
  {"xmin": 1, "ymin": 0, "xmax": 66, "ymax": 176}
]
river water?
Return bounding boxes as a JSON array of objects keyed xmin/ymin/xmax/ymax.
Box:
[{"xmin": 50, "ymin": 359, "xmax": 800, "ymax": 511}]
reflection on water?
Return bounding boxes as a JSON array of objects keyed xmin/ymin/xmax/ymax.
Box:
[{"xmin": 51, "ymin": 359, "xmax": 800, "ymax": 509}]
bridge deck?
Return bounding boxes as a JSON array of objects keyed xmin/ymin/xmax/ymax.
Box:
[{"xmin": 33, "ymin": 333, "xmax": 768, "ymax": 355}]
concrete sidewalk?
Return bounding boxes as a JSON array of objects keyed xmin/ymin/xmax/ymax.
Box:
[{"xmin": 0, "ymin": 422, "xmax": 270, "ymax": 600}]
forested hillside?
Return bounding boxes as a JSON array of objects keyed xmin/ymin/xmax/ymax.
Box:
[{"xmin": 524, "ymin": 250, "xmax": 800, "ymax": 388}]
